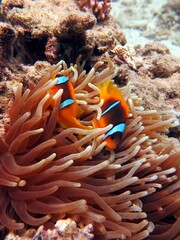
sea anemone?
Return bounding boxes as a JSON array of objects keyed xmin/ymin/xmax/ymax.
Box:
[
  {"xmin": 76, "ymin": 0, "xmax": 111, "ymax": 20},
  {"xmin": 0, "ymin": 54, "xmax": 179, "ymax": 239}
]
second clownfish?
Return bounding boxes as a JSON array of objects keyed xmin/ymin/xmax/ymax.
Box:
[
  {"xmin": 51, "ymin": 76, "xmax": 90, "ymax": 129},
  {"xmin": 92, "ymin": 80, "xmax": 129, "ymax": 149}
]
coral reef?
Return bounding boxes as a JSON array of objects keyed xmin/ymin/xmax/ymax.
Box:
[
  {"xmin": 131, "ymin": 43, "xmax": 180, "ymax": 111},
  {"xmin": 1, "ymin": 0, "xmax": 96, "ymax": 64},
  {"xmin": 0, "ymin": 0, "xmax": 125, "ymax": 65}
]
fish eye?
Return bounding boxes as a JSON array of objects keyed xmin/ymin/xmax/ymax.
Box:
[{"xmin": 111, "ymin": 135, "xmax": 115, "ymax": 140}]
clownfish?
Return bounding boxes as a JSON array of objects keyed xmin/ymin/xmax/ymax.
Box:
[
  {"xmin": 92, "ymin": 80, "xmax": 129, "ymax": 149},
  {"xmin": 51, "ymin": 75, "xmax": 90, "ymax": 129}
]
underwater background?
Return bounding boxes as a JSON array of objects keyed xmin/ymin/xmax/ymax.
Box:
[
  {"xmin": 0, "ymin": 0, "xmax": 179, "ymax": 239},
  {"xmin": 112, "ymin": 0, "xmax": 180, "ymax": 58}
]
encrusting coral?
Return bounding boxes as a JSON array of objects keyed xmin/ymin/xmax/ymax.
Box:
[
  {"xmin": 0, "ymin": 0, "xmax": 96, "ymax": 64},
  {"xmin": 0, "ymin": 0, "xmax": 125, "ymax": 65},
  {"xmin": 0, "ymin": 54, "xmax": 179, "ymax": 240}
]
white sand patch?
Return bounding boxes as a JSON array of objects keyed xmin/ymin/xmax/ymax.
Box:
[{"xmin": 111, "ymin": 0, "xmax": 180, "ymax": 58}]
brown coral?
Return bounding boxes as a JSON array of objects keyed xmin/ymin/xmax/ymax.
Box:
[
  {"xmin": 0, "ymin": 0, "xmax": 125, "ymax": 65},
  {"xmin": 0, "ymin": 55, "xmax": 179, "ymax": 239},
  {"xmin": 1, "ymin": 0, "xmax": 96, "ymax": 64},
  {"xmin": 130, "ymin": 43, "xmax": 180, "ymax": 113},
  {"xmin": 76, "ymin": 0, "xmax": 112, "ymax": 20}
]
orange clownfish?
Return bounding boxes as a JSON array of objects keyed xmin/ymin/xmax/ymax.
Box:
[
  {"xmin": 92, "ymin": 80, "xmax": 129, "ymax": 149},
  {"xmin": 51, "ymin": 75, "xmax": 89, "ymax": 129}
]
